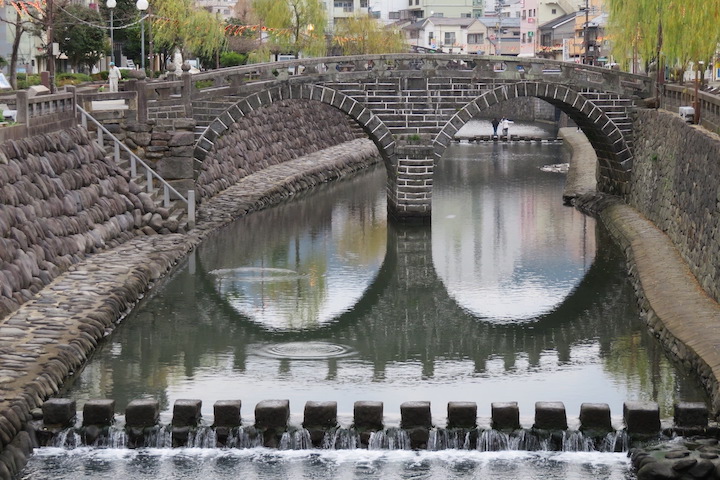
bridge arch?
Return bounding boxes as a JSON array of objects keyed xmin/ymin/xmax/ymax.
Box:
[
  {"xmin": 435, "ymin": 82, "xmax": 633, "ymax": 196},
  {"xmin": 194, "ymin": 83, "xmax": 396, "ymax": 178}
]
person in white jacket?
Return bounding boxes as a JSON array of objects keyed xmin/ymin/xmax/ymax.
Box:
[
  {"xmin": 501, "ymin": 117, "xmax": 513, "ymax": 137},
  {"xmin": 108, "ymin": 62, "xmax": 122, "ymax": 92}
]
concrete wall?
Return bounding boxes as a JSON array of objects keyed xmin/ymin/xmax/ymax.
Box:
[{"xmin": 627, "ymin": 109, "xmax": 720, "ymax": 303}]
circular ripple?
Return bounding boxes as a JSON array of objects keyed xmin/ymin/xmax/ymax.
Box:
[{"xmin": 256, "ymin": 342, "xmax": 356, "ymax": 360}]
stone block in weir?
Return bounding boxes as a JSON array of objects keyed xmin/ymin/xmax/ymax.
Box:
[
  {"xmin": 401, "ymin": 401, "xmax": 432, "ymax": 429},
  {"xmin": 172, "ymin": 399, "xmax": 202, "ymax": 427},
  {"xmin": 579, "ymin": 403, "xmax": 612, "ymax": 433},
  {"xmin": 303, "ymin": 401, "xmax": 337, "ymax": 429},
  {"xmin": 42, "ymin": 399, "xmax": 76, "ymax": 428},
  {"xmin": 491, "ymin": 402, "xmax": 520, "ymax": 431},
  {"xmin": 353, "ymin": 401, "xmax": 383, "ymax": 431},
  {"xmin": 255, "ymin": 400, "xmax": 290, "ymax": 431},
  {"xmin": 533, "ymin": 402, "xmax": 567, "ymax": 430},
  {"xmin": 624, "ymin": 402, "xmax": 660, "ymax": 435},
  {"xmin": 125, "ymin": 399, "xmax": 159, "ymax": 428},
  {"xmin": 447, "ymin": 402, "xmax": 477, "ymax": 429},
  {"xmin": 82, "ymin": 399, "xmax": 115, "ymax": 426},
  {"xmin": 674, "ymin": 402, "xmax": 708, "ymax": 428},
  {"xmin": 213, "ymin": 400, "xmax": 242, "ymax": 428}
]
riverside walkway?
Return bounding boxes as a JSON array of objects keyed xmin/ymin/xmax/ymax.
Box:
[{"xmin": 0, "ymin": 128, "xmax": 719, "ymax": 477}]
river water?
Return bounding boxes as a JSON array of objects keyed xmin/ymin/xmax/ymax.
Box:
[{"xmin": 21, "ymin": 127, "xmax": 708, "ymax": 479}]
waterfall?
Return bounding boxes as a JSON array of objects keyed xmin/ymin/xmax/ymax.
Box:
[
  {"xmin": 187, "ymin": 426, "xmax": 217, "ymax": 448},
  {"xmin": 51, "ymin": 429, "xmax": 81, "ymax": 448},
  {"xmin": 477, "ymin": 429, "xmax": 509, "ymax": 451},
  {"xmin": 321, "ymin": 428, "xmax": 359, "ymax": 449},
  {"xmin": 428, "ymin": 429, "xmax": 469, "ymax": 450},
  {"xmin": 279, "ymin": 428, "xmax": 312, "ymax": 450},
  {"xmin": 368, "ymin": 428, "xmax": 410, "ymax": 450},
  {"xmin": 562, "ymin": 431, "xmax": 595, "ymax": 452},
  {"xmin": 226, "ymin": 427, "xmax": 263, "ymax": 449}
]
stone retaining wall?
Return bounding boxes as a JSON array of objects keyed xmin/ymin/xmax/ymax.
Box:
[
  {"xmin": 195, "ymin": 99, "xmax": 365, "ymax": 200},
  {"xmin": 0, "ymin": 127, "xmax": 161, "ymax": 319},
  {"xmin": 626, "ymin": 109, "xmax": 720, "ymax": 303}
]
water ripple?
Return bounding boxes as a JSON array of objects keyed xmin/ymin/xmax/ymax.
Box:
[{"xmin": 256, "ymin": 342, "xmax": 356, "ymax": 360}]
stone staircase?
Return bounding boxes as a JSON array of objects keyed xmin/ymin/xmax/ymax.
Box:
[{"xmin": 580, "ymin": 91, "xmax": 637, "ymax": 153}]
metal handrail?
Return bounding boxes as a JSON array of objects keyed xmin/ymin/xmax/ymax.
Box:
[{"xmin": 76, "ymin": 104, "xmax": 195, "ymax": 228}]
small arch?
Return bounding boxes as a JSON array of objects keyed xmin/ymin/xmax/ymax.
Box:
[
  {"xmin": 434, "ymin": 82, "xmax": 634, "ymax": 195},
  {"xmin": 193, "ymin": 84, "xmax": 396, "ymax": 178}
]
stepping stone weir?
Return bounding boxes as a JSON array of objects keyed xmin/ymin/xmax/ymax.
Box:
[
  {"xmin": 491, "ymin": 402, "xmax": 521, "ymax": 431},
  {"xmin": 124, "ymin": 399, "xmax": 160, "ymax": 448},
  {"xmin": 42, "ymin": 399, "xmax": 76, "ymax": 429},
  {"xmin": 400, "ymin": 401, "xmax": 432, "ymax": 449},
  {"xmin": 255, "ymin": 400, "xmax": 290, "ymax": 448},
  {"xmin": 213, "ymin": 400, "xmax": 242, "ymax": 446},
  {"xmin": 447, "ymin": 402, "xmax": 477, "ymax": 429},
  {"xmin": 623, "ymin": 401, "xmax": 660, "ymax": 437},
  {"xmin": 579, "ymin": 403, "xmax": 613, "ymax": 433},
  {"xmin": 533, "ymin": 402, "xmax": 568, "ymax": 430},
  {"xmin": 303, "ymin": 401, "xmax": 338, "ymax": 447},
  {"xmin": 172, "ymin": 399, "xmax": 202, "ymax": 447},
  {"xmin": 81, "ymin": 399, "xmax": 116, "ymax": 445},
  {"xmin": 353, "ymin": 401, "xmax": 383, "ymax": 447},
  {"xmin": 674, "ymin": 402, "xmax": 708, "ymax": 429}
]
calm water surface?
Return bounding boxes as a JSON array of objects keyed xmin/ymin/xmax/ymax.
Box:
[{"xmin": 22, "ymin": 141, "xmax": 707, "ymax": 479}]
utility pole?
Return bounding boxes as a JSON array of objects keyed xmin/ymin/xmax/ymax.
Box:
[
  {"xmin": 583, "ymin": 0, "xmax": 589, "ymax": 64},
  {"xmin": 46, "ymin": 0, "xmax": 55, "ymax": 92}
]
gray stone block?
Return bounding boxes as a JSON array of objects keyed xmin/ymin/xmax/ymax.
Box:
[
  {"xmin": 303, "ymin": 401, "xmax": 337, "ymax": 429},
  {"xmin": 579, "ymin": 403, "xmax": 612, "ymax": 433},
  {"xmin": 533, "ymin": 402, "xmax": 567, "ymax": 430},
  {"xmin": 254, "ymin": 400, "xmax": 289, "ymax": 430},
  {"xmin": 353, "ymin": 401, "xmax": 383, "ymax": 431},
  {"xmin": 491, "ymin": 402, "xmax": 520, "ymax": 431},
  {"xmin": 42, "ymin": 398, "xmax": 76, "ymax": 427},
  {"xmin": 82, "ymin": 399, "xmax": 115, "ymax": 426},
  {"xmin": 624, "ymin": 402, "xmax": 660, "ymax": 435},
  {"xmin": 400, "ymin": 401, "xmax": 431, "ymax": 429},
  {"xmin": 674, "ymin": 402, "xmax": 708, "ymax": 428},
  {"xmin": 172, "ymin": 399, "xmax": 202, "ymax": 427},
  {"xmin": 213, "ymin": 400, "xmax": 242, "ymax": 428},
  {"xmin": 447, "ymin": 402, "xmax": 477, "ymax": 429},
  {"xmin": 125, "ymin": 399, "xmax": 159, "ymax": 428}
]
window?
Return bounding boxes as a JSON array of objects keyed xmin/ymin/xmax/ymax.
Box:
[
  {"xmin": 360, "ymin": 0, "xmax": 368, "ymax": 7},
  {"xmin": 444, "ymin": 32, "xmax": 456, "ymax": 45},
  {"xmin": 461, "ymin": 13, "xmax": 471, "ymax": 17},
  {"xmin": 522, "ymin": 9, "xmax": 526, "ymax": 19},
  {"xmin": 551, "ymin": 8, "xmax": 556, "ymax": 14},
  {"xmin": 428, "ymin": 32, "xmax": 434, "ymax": 43},
  {"xmin": 389, "ymin": 11, "xmax": 400, "ymax": 19},
  {"xmin": 467, "ymin": 33, "xmax": 484, "ymax": 44},
  {"xmin": 522, "ymin": 33, "xmax": 526, "ymax": 43}
]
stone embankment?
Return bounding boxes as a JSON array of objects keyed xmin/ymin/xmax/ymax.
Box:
[{"xmin": 0, "ymin": 128, "xmax": 379, "ymax": 478}]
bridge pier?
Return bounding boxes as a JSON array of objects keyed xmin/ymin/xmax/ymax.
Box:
[{"xmin": 387, "ymin": 144, "xmax": 435, "ymax": 222}]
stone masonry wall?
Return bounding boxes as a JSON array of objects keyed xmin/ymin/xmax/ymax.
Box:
[
  {"xmin": 627, "ymin": 109, "xmax": 720, "ymax": 302},
  {"xmin": 196, "ymin": 100, "xmax": 365, "ymax": 200},
  {"xmin": 0, "ymin": 127, "xmax": 160, "ymax": 319}
]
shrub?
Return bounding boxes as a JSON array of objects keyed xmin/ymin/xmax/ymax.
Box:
[
  {"xmin": 56, "ymin": 73, "xmax": 92, "ymax": 86},
  {"xmin": 220, "ymin": 51, "xmax": 247, "ymax": 68},
  {"xmin": 16, "ymin": 74, "xmax": 41, "ymax": 90}
]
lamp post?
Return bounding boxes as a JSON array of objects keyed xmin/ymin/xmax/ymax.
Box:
[
  {"xmin": 106, "ymin": 0, "xmax": 116, "ymax": 65},
  {"xmin": 583, "ymin": 0, "xmax": 589, "ymax": 64},
  {"xmin": 136, "ymin": 0, "xmax": 149, "ymax": 70}
]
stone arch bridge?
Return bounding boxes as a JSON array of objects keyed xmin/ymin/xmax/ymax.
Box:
[{"xmin": 148, "ymin": 54, "xmax": 653, "ymax": 220}]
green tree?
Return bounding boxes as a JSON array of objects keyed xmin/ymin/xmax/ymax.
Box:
[
  {"xmin": 607, "ymin": 0, "xmax": 720, "ymax": 82},
  {"xmin": 54, "ymin": 5, "xmax": 107, "ymax": 73},
  {"xmin": 151, "ymin": 0, "xmax": 226, "ymax": 61},
  {"xmin": 250, "ymin": 0, "xmax": 327, "ymax": 59},
  {"xmin": 333, "ymin": 14, "xmax": 407, "ymax": 55}
]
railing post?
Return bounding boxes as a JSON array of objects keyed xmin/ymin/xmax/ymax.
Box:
[
  {"xmin": 16, "ymin": 91, "xmax": 29, "ymax": 125},
  {"xmin": 181, "ymin": 64, "xmax": 193, "ymax": 117},
  {"xmin": 113, "ymin": 141, "xmax": 120, "ymax": 164},
  {"xmin": 187, "ymin": 190, "xmax": 195, "ymax": 229},
  {"xmin": 135, "ymin": 78, "xmax": 147, "ymax": 124}
]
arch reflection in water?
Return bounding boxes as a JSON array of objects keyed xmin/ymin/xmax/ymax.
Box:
[{"xmin": 60, "ymin": 143, "xmax": 707, "ymax": 422}]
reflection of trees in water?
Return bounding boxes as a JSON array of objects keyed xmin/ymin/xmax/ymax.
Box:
[{"xmin": 64, "ymin": 215, "xmax": 699, "ymax": 413}]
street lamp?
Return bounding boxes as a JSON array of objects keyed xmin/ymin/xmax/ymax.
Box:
[
  {"xmin": 136, "ymin": 0, "xmax": 149, "ymax": 70},
  {"xmin": 106, "ymin": 0, "xmax": 116, "ymax": 65}
]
